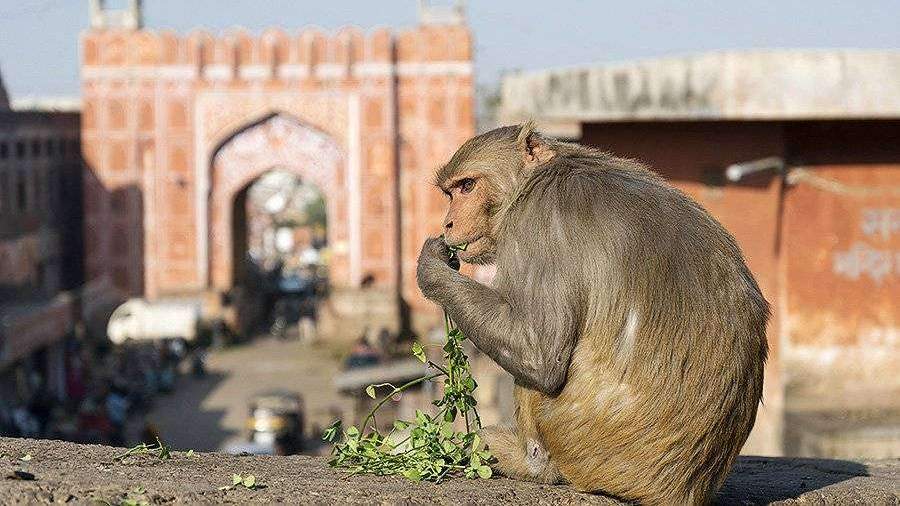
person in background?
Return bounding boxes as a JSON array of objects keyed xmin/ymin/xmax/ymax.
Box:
[
  {"xmin": 344, "ymin": 334, "xmax": 380, "ymax": 369},
  {"xmin": 141, "ymin": 422, "xmax": 161, "ymax": 446}
]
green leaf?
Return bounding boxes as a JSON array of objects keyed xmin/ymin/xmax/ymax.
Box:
[
  {"xmin": 242, "ymin": 475, "xmax": 256, "ymax": 488},
  {"xmin": 411, "ymin": 342, "xmax": 426, "ymax": 363},
  {"xmin": 186, "ymin": 449, "xmax": 195, "ymax": 457},
  {"xmin": 232, "ymin": 474, "xmax": 242, "ymax": 486},
  {"xmin": 442, "ymin": 441, "xmax": 456, "ymax": 454},
  {"xmin": 477, "ymin": 465, "xmax": 492, "ymax": 479},
  {"xmin": 322, "ymin": 419, "xmax": 342, "ymax": 442},
  {"xmin": 322, "ymin": 313, "xmax": 488, "ymax": 483}
]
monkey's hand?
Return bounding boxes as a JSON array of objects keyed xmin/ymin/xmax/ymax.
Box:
[{"xmin": 416, "ymin": 236, "xmax": 455, "ymax": 302}]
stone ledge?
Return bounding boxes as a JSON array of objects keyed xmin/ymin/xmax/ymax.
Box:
[{"xmin": 1, "ymin": 437, "xmax": 897, "ymax": 505}]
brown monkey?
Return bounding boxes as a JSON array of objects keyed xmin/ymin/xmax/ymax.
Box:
[{"xmin": 416, "ymin": 122, "xmax": 768, "ymax": 505}]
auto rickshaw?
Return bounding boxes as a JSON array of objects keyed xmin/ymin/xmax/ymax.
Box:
[{"xmin": 246, "ymin": 390, "xmax": 305, "ymax": 455}]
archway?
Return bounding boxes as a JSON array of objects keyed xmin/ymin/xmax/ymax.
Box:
[
  {"xmin": 233, "ymin": 170, "xmax": 328, "ymax": 285},
  {"xmin": 209, "ymin": 113, "xmax": 347, "ymax": 293},
  {"xmin": 227, "ymin": 170, "xmax": 330, "ymax": 336}
]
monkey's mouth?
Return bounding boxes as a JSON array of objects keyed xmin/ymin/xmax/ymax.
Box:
[{"xmin": 446, "ymin": 235, "xmax": 482, "ymax": 252}]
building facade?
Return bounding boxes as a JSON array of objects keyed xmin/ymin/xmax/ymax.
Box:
[
  {"xmin": 80, "ymin": 2, "xmax": 474, "ymax": 330},
  {"xmin": 0, "ymin": 70, "xmax": 83, "ymax": 410},
  {"xmin": 500, "ymin": 50, "xmax": 900, "ymax": 457}
]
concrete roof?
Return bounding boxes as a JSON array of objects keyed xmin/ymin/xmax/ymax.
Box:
[
  {"xmin": 10, "ymin": 96, "xmax": 81, "ymax": 113},
  {"xmin": 499, "ymin": 50, "xmax": 900, "ymax": 133},
  {"xmin": 0, "ymin": 65, "xmax": 9, "ymax": 111}
]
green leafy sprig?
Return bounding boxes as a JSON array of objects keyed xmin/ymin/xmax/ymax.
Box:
[
  {"xmin": 219, "ymin": 473, "xmax": 265, "ymax": 491},
  {"xmin": 114, "ymin": 437, "xmax": 172, "ymax": 461},
  {"xmin": 323, "ymin": 286, "xmax": 493, "ymax": 482}
]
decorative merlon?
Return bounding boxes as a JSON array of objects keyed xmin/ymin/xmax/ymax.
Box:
[{"xmin": 88, "ymin": 0, "xmax": 142, "ymax": 30}]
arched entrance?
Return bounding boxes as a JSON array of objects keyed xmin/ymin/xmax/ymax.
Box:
[
  {"xmin": 232, "ymin": 171, "xmax": 327, "ymax": 284},
  {"xmin": 209, "ymin": 113, "xmax": 346, "ymax": 293}
]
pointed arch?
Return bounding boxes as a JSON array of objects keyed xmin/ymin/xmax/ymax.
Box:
[{"xmin": 208, "ymin": 113, "xmax": 349, "ymax": 290}]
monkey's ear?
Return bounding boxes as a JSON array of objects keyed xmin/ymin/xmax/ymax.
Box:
[
  {"xmin": 515, "ymin": 120, "xmax": 536, "ymax": 146},
  {"xmin": 516, "ymin": 120, "xmax": 555, "ymax": 168}
]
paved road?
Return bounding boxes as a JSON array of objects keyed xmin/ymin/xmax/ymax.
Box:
[{"xmin": 134, "ymin": 336, "xmax": 353, "ymax": 454}]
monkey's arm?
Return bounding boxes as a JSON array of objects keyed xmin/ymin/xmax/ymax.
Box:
[{"xmin": 417, "ymin": 239, "xmax": 579, "ymax": 396}]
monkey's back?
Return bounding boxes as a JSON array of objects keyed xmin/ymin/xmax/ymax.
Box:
[{"xmin": 512, "ymin": 153, "xmax": 769, "ymax": 505}]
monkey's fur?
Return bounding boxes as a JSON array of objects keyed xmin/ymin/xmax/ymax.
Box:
[{"xmin": 416, "ymin": 123, "xmax": 768, "ymax": 505}]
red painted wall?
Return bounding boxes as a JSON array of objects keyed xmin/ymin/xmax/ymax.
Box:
[{"xmin": 582, "ymin": 120, "xmax": 900, "ymax": 452}]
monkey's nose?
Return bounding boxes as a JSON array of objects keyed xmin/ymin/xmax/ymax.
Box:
[{"xmin": 445, "ymin": 221, "xmax": 453, "ymax": 230}]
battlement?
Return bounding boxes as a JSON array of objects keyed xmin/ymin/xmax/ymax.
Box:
[
  {"xmin": 81, "ymin": 25, "xmax": 471, "ymax": 82},
  {"xmin": 78, "ymin": 13, "xmax": 475, "ymax": 303}
]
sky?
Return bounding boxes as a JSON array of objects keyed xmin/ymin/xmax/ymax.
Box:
[{"xmin": 0, "ymin": 0, "xmax": 899, "ymax": 99}]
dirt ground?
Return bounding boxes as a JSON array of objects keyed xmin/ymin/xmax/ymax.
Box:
[{"xmin": 1, "ymin": 437, "xmax": 898, "ymax": 505}]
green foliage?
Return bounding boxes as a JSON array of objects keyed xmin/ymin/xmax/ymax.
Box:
[
  {"xmin": 114, "ymin": 437, "xmax": 172, "ymax": 461},
  {"xmin": 302, "ymin": 193, "xmax": 327, "ymax": 228},
  {"xmin": 115, "ymin": 486, "xmax": 150, "ymax": 506},
  {"xmin": 411, "ymin": 342, "xmax": 426, "ymax": 363},
  {"xmin": 324, "ymin": 303, "xmax": 494, "ymax": 483},
  {"xmin": 219, "ymin": 473, "xmax": 264, "ymax": 491}
]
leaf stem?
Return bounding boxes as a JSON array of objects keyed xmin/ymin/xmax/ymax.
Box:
[
  {"xmin": 361, "ymin": 373, "xmax": 444, "ymax": 432},
  {"xmin": 427, "ymin": 361, "xmax": 450, "ymax": 376}
]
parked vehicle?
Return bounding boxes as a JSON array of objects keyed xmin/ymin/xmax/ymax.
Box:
[
  {"xmin": 245, "ymin": 390, "xmax": 305, "ymax": 455},
  {"xmin": 107, "ymin": 298, "xmax": 201, "ymax": 344},
  {"xmin": 269, "ymin": 273, "xmax": 317, "ymax": 339}
]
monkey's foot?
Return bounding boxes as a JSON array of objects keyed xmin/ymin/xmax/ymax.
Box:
[
  {"xmin": 525, "ymin": 438, "xmax": 550, "ymax": 477},
  {"xmin": 480, "ymin": 426, "xmax": 563, "ymax": 485}
]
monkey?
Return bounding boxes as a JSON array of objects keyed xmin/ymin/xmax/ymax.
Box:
[{"xmin": 416, "ymin": 122, "xmax": 768, "ymax": 505}]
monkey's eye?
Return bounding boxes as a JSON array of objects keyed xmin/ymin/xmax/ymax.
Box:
[{"xmin": 459, "ymin": 178, "xmax": 476, "ymax": 194}]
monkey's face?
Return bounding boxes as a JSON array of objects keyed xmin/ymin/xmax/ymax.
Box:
[
  {"xmin": 434, "ymin": 122, "xmax": 555, "ymax": 265},
  {"xmin": 439, "ymin": 171, "xmax": 497, "ymax": 265}
]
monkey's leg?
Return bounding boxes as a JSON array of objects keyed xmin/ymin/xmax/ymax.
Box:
[
  {"xmin": 514, "ymin": 386, "xmax": 541, "ymax": 438},
  {"xmin": 480, "ymin": 425, "xmax": 563, "ymax": 484},
  {"xmin": 513, "ymin": 386, "xmax": 560, "ymax": 480}
]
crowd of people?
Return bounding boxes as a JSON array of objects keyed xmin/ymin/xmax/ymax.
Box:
[{"xmin": 0, "ymin": 336, "xmax": 192, "ymax": 446}]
